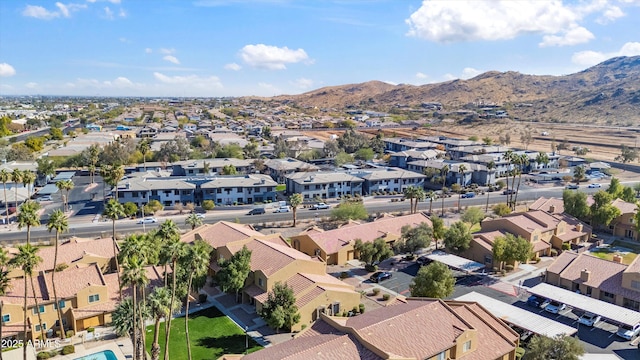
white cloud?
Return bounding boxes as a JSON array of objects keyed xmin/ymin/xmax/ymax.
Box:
[
  {"xmin": 461, "ymin": 67, "xmax": 482, "ymax": 79},
  {"xmin": 572, "ymin": 42, "xmax": 640, "ymax": 66},
  {"xmin": 153, "ymin": 72, "xmax": 223, "ymax": 90},
  {"xmin": 145, "ymin": 48, "xmax": 153, "ymax": 54},
  {"xmin": 104, "ymin": 6, "xmax": 114, "ymax": 19},
  {"xmin": 119, "ymin": 37, "xmax": 131, "ymax": 43},
  {"xmin": 56, "ymin": 2, "xmax": 71, "ymax": 17},
  {"xmin": 25, "ymin": 82, "xmax": 39, "ymax": 89},
  {"xmin": 118, "ymin": 8, "xmax": 126, "ymax": 17},
  {"xmin": 22, "ymin": 5, "xmax": 59, "ymax": 19},
  {"xmin": 406, "ymin": 0, "xmax": 604, "ymax": 46},
  {"xmin": 160, "ymin": 48, "xmax": 175, "ymax": 55},
  {"xmin": 163, "ymin": 55, "xmax": 180, "ymax": 65},
  {"xmin": 415, "ymin": 72, "xmax": 428, "ymax": 80},
  {"xmin": 113, "ymin": 77, "xmax": 133, "ymax": 87},
  {"xmin": 240, "ymin": 44, "xmax": 310, "ymax": 70},
  {"xmin": 291, "ymin": 78, "xmax": 314, "ymax": 90},
  {"xmin": 540, "ymin": 26, "xmax": 594, "ymax": 47},
  {"xmin": 224, "ymin": 63, "xmax": 242, "ymax": 71},
  {"xmin": 0, "ymin": 63, "xmax": 16, "ymax": 77}
]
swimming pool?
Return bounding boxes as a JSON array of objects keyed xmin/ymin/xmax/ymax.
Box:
[{"xmin": 73, "ymin": 349, "xmax": 118, "ymax": 360}]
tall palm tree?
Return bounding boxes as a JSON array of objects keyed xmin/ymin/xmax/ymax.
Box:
[
  {"xmin": 485, "ymin": 161, "xmax": 496, "ymax": 212},
  {"xmin": 289, "ymin": 193, "xmax": 303, "ymax": 227},
  {"xmin": 425, "ymin": 190, "xmax": 437, "ymax": 214},
  {"xmin": 0, "ymin": 248, "xmax": 13, "ymax": 360},
  {"xmin": 158, "ymin": 220, "xmax": 180, "ymax": 286},
  {"xmin": 413, "ymin": 186, "xmax": 425, "ymax": 214},
  {"xmin": 11, "ymin": 169, "xmax": 23, "ymax": 212},
  {"xmin": 87, "ymin": 144, "xmax": 101, "ymax": 184},
  {"xmin": 17, "ymin": 200, "xmax": 41, "ymax": 245},
  {"xmin": 148, "ymin": 287, "xmax": 176, "ymax": 360},
  {"xmin": 440, "ymin": 165, "xmax": 449, "ymax": 217},
  {"xmin": 21, "ymin": 172, "xmax": 36, "ymax": 199},
  {"xmin": 457, "ymin": 164, "xmax": 467, "ymax": 213},
  {"xmin": 183, "ymin": 240, "xmax": 212, "ymax": 360},
  {"xmin": 535, "ymin": 151, "xmax": 550, "ymax": 170},
  {"xmin": 121, "ymin": 255, "xmax": 148, "ymax": 360},
  {"xmin": 101, "ymin": 164, "xmax": 125, "ymax": 201},
  {"xmin": 507, "ymin": 152, "xmax": 520, "ymax": 208},
  {"xmin": 513, "ymin": 154, "xmax": 529, "ymax": 209},
  {"xmin": 403, "ymin": 186, "xmax": 418, "ymax": 214},
  {"xmin": 138, "ymin": 140, "xmax": 151, "ymax": 172},
  {"xmin": 103, "ymin": 199, "xmax": 125, "ymax": 296},
  {"xmin": 0, "ymin": 169, "xmax": 10, "ymax": 226},
  {"xmin": 502, "ymin": 150, "xmax": 513, "ymax": 204},
  {"xmin": 36, "ymin": 158, "xmax": 56, "ymax": 185},
  {"xmin": 10, "ymin": 244, "xmax": 44, "ymax": 356},
  {"xmin": 46, "ymin": 209, "xmax": 68, "ymax": 340},
  {"xmin": 161, "ymin": 238, "xmax": 186, "ymax": 360},
  {"xmin": 56, "ymin": 179, "xmax": 74, "ymax": 213},
  {"xmin": 185, "ymin": 213, "xmax": 203, "ymax": 230}
]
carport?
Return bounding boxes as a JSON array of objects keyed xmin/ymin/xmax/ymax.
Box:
[
  {"xmin": 51, "ymin": 171, "xmax": 75, "ymax": 182},
  {"xmin": 528, "ymin": 283, "xmax": 640, "ymax": 327},
  {"xmin": 456, "ymin": 291, "xmax": 577, "ymax": 337},
  {"xmin": 35, "ymin": 183, "xmax": 60, "ymax": 196},
  {"xmin": 426, "ymin": 250, "xmax": 485, "ymax": 273}
]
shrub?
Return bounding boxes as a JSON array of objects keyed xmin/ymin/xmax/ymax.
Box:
[
  {"xmin": 501, "ymin": 269, "xmax": 506, "ymax": 276},
  {"xmin": 550, "ymin": 249, "xmax": 558, "ymax": 257},
  {"xmin": 341, "ymin": 311, "xmax": 347, "ymax": 317},
  {"xmin": 87, "ymin": 327, "xmax": 95, "ymax": 333},
  {"xmin": 66, "ymin": 330, "xmax": 75, "ymax": 337},
  {"xmin": 364, "ymin": 264, "xmax": 378, "ymax": 272},
  {"xmin": 372, "ymin": 288, "xmax": 381, "ymax": 296},
  {"xmin": 202, "ymin": 200, "xmax": 215, "ymax": 211},
  {"xmin": 198, "ymin": 293, "xmax": 208, "ymax": 303},
  {"xmin": 37, "ymin": 352, "xmax": 51, "ymax": 360},
  {"xmin": 505, "ymin": 264, "xmax": 514, "ymax": 272},
  {"xmin": 359, "ymin": 303, "xmax": 365, "ymax": 314},
  {"xmin": 382, "ymin": 294, "xmax": 390, "ymax": 301},
  {"xmin": 352, "ymin": 306, "xmax": 358, "ymax": 314},
  {"xmin": 515, "ymin": 347, "xmax": 526, "ymax": 360},
  {"xmin": 301, "ymin": 324, "xmax": 307, "ymax": 330},
  {"xmin": 562, "ymin": 243, "xmax": 571, "ymax": 250},
  {"xmin": 62, "ymin": 345, "xmax": 75, "ymax": 355},
  {"xmin": 339, "ymin": 271, "xmax": 349, "ymax": 279}
]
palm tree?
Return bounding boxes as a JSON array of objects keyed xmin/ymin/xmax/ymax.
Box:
[
  {"xmin": 425, "ymin": 190, "xmax": 437, "ymax": 214},
  {"xmin": 403, "ymin": 186, "xmax": 418, "ymax": 214},
  {"xmin": 0, "ymin": 169, "xmax": 10, "ymax": 226},
  {"xmin": 289, "ymin": 193, "xmax": 303, "ymax": 227},
  {"xmin": 161, "ymin": 238, "xmax": 186, "ymax": 360},
  {"xmin": 485, "ymin": 161, "xmax": 496, "ymax": 212},
  {"xmin": 138, "ymin": 140, "xmax": 151, "ymax": 172},
  {"xmin": 513, "ymin": 154, "xmax": 529, "ymax": 209},
  {"xmin": 440, "ymin": 165, "xmax": 449, "ymax": 216},
  {"xmin": 87, "ymin": 144, "xmax": 101, "ymax": 184},
  {"xmin": 36, "ymin": 158, "xmax": 56, "ymax": 185},
  {"xmin": 112, "ymin": 297, "xmax": 135, "ymax": 346},
  {"xmin": 0, "ymin": 248, "xmax": 13, "ymax": 360},
  {"xmin": 122, "ymin": 255, "xmax": 149, "ymax": 360},
  {"xmin": 10, "ymin": 244, "xmax": 44, "ymax": 352},
  {"xmin": 502, "ymin": 150, "xmax": 513, "ymax": 205},
  {"xmin": 46, "ymin": 209, "xmax": 68, "ymax": 340},
  {"xmin": 413, "ymin": 186, "xmax": 425, "ymax": 214},
  {"xmin": 101, "ymin": 164, "xmax": 125, "ymax": 201},
  {"xmin": 535, "ymin": 151, "xmax": 550, "ymax": 170},
  {"xmin": 17, "ymin": 200, "xmax": 40, "ymax": 245},
  {"xmin": 148, "ymin": 287, "xmax": 176, "ymax": 360},
  {"xmin": 507, "ymin": 152, "xmax": 520, "ymax": 208},
  {"xmin": 11, "ymin": 169, "xmax": 23, "ymax": 211},
  {"xmin": 183, "ymin": 240, "xmax": 212, "ymax": 360},
  {"xmin": 185, "ymin": 213, "xmax": 203, "ymax": 230},
  {"xmin": 56, "ymin": 179, "xmax": 74, "ymax": 213},
  {"xmin": 157, "ymin": 220, "xmax": 180, "ymax": 286},
  {"xmin": 21, "ymin": 171, "xmax": 36, "ymax": 199},
  {"xmin": 103, "ymin": 199, "xmax": 125, "ymax": 296},
  {"xmin": 457, "ymin": 164, "xmax": 467, "ymax": 213}
]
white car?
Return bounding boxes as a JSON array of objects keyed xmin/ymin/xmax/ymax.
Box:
[
  {"xmin": 588, "ymin": 183, "xmax": 602, "ymax": 188},
  {"xmin": 195, "ymin": 213, "xmax": 205, "ymax": 219},
  {"xmin": 274, "ymin": 206, "xmax": 291, "ymax": 213},
  {"xmin": 578, "ymin": 312, "xmax": 601, "ymax": 326},
  {"xmin": 544, "ymin": 301, "xmax": 566, "ymax": 314},
  {"xmin": 137, "ymin": 217, "xmax": 158, "ymax": 224},
  {"xmin": 36, "ymin": 195, "xmax": 53, "ymax": 202},
  {"xmin": 617, "ymin": 323, "xmax": 640, "ymax": 340},
  {"xmin": 312, "ymin": 203, "xmax": 330, "ymax": 210}
]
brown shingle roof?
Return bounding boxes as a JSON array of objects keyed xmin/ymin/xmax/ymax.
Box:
[
  {"xmin": 228, "ymin": 238, "xmax": 310, "ymax": 276},
  {"xmin": 43, "ymin": 264, "xmax": 105, "ymax": 299},
  {"xmin": 180, "ymin": 222, "xmax": 262, "ymax": 249},
  {"xmin": 529, "ymin": 197, "xmax": 564, "ymax": 214}
]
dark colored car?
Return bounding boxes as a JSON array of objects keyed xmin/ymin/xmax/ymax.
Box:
[
  {"xmin": 502, "ymin": 189, "xmax": 516, "ymax": 195},
  {"xmin": 246, "ymin": 208, "xmax": 266, "ymax": 215},
  {"xmin": 416, "ymin": 256, "xmax": 433, "ymax": 266},
  {"xmin": 526, "ymin": 295, "xmax": 549, "ymax": 308},
  {"xmin": 369, "ymin": 271, "xmax": 392, "ymax": 283}
]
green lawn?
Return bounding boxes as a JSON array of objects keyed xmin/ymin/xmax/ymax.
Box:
[
  {"xmin": 589, "ymin": 248, "xmax": 637, "ymax": 264},
  {"xmin": 146, "ymin": 306, "xmax": 262, "ymax": 360},
  {"xmin": 276, "ymin": 184, "xmax": 286, "ymax": 192}
]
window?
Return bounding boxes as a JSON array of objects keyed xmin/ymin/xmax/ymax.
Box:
[
  {"xmin": 174, "ymin": 190, "xmax": 179, "ymax": 195},
  {"xmin": 258, "ymin": 278, "xmax": 264, "ymax": 287},
  {"xmin": 463, "ymin": 340, "xmax": 471, "ymax": 352},
  {"xmin": 88, "ymin": 294, "xmax": 100, "ymax": 303},
  {"xmin": 237, "ymin": 187, "xmax": 243, "ymax": 192},
  {"xmin": 436, "ymin": 351, "xmax": 446, "ymax": 360},
  {"xmin": 304, "ymin": 185, "xmax": 309, "ymax": 190},
  {"xmin": 586, "ymin": 286, "xmax": 592, "ymax": 296},
  {"xmin": 35, "ymin": 323, "xmax": 47, "ymax": 332},
  {"xmin": 624, "ymin": 298, "xmax": 640, "ymax": 311},
  {"xmin": 332, "ymin": 302, "xmax": 340, "ymax": 315},
  {"xmin": 216, "ymin": 188, "xmax": 221, "ymax": 194},
  {"xmin": 632, "ymin": 281, "xmax": 640, "ymax": 290},
  {"xmin": 533, "ymin": 235, "xmax": 539, "ymax": 242},
  {"xmin": 32, "ymin": 305, "xmax": 45, "ymax": 314},
  {"xmin": 2, "ymin": 314, "xmax": 10, "ymax": 323},
  {"xmin": 53, "ymin": 300, "xmax": 66, "ymax": 310}
]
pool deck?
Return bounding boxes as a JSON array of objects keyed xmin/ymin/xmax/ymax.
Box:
[{"xmin": 58, "ymin": 339, "xmax": 133, "ymax": 360}]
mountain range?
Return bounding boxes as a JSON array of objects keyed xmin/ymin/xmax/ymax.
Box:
[{"xmin": 273, "ymin": 56, "xmax": 640, "ymax": 125}]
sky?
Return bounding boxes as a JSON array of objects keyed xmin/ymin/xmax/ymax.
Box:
[{"xmin": 1, "ymin": 0, "xmax": 640, "ymax": 97}]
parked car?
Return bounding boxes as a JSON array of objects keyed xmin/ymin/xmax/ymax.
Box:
[
  {"xmin": 369, "ymin": 271, "xmax": 392, "ymax": 283},
  {"xmin": 311, "ymin": 203, "xmax": 330, "ymax": 210},
  {"xmin": 246, "ymin": 208, "xmax": 266, "ymax": 215},
  {"xmin": 416, "ymin": 256, "xmax": 433, "ymax": 266},
  {"xmin": 460, "ymin": 192, "xmax": 476, "ymax": 198},
  {"xmin": 274, "ymin": 206, "xmax": 291, "ymax": 213},
  {"xmin": 587, "ymin": 183, "xmax": 602, "ymax": 188},
  {"xmin": 137, "ymin": 217, "xmax": 158, "ymax": 224},
  {"xmin": 502, "ymin": 189, "xmax": 516, "ymax": 195},
  {"xmin": 617, "ymin": 323, "xmax": 640, "ymax": 340},
  {"xmin": 36, "ymin": 195, "xmax": 53, "ymax": 202},
  {"xmin": 565, "ymin": 184, "xmax": 579, "ymax": 189},
  {"xmin": 544, "ymin": 301, "xmax": 566, "ymax": 314},
  {"xmin": 195, "ymin": 213, "xmax": 206, "ymax": 219},
  {"xmin": 578, "ymin": 312, "xmax": 601, "ymax": 327},
  {"xmin": 526, "ymin": 295, "xmax": 550, "ymax": 309}
]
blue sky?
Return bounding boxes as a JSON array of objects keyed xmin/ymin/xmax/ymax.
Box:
[{"xmin": 1, "ymin": 0, "xmax": 639, "ymax": 97}]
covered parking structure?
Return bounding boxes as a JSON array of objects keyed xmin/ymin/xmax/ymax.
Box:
[
  {"xmin": 528, "ymin": 283, "xmax": 640, "ymax": 328},
  {"xmin": 456, "ymin": 291, "xmax": 577, "ymax": 337},
  {"xmin": 426, "ymin": 250, "xmax": 485, "ymax": 273},
  {"xmin": 51, "ymin": 171, "xmax": 76, "ymax": 182}
]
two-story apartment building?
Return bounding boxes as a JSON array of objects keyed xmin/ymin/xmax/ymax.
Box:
[
  {"xmin": 172, "ymin": 158, "xmax": 255, "ymax": 176},
  {"xmin": 243, "ymin": 298, "xmax": 518, "ymax": 360},
  {"xmin": 201, "ymin": 174, "xmax": 277, "ymax": 205},
  {"xmin": 265, "ymin": 158, "xmax": 319, "ymax": 183},
  {"xmin": 353, "ymin": 168, "xmax": 427, "ymax": 194},
  {"xmin": 609, "ymin": 198, "xmax": 638, "ymax": 241},
  {"xmin": 285, "ymin": 172, "xmax": 364, "ymax": 199},
  {"xmin": 116, "ymin": 177, "xmax": 196, "ymax": 207}
]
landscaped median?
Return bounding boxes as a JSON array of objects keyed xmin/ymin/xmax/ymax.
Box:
[{"xmin": 146, "ymin": 306, "xmax": 262, "ymax": 359}]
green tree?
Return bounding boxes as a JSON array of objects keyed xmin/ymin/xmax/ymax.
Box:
[
  {"xmin": 181, "ymin": 240, "xmax": 212, "ymax": 360},
  {"xmin": 334, "ymin": 151, "xmax": 354, "ymax": 166},
  {"xmin": 138, "ymin": 139, "xmax": 151, "ymax": 171},
  {"xmin": 443, "ymin": 221, "xmax": 472, "ymax": 254},
  {"xmin": 185, "ymin": 213, "xmax": 203, "ymax": 230},
  {"xmin": 217, "ymin": 245, "xmax": 252, "ymax": 302},
  {"xmin": 410, "ymin": 262, "xmax": 455, "ymax": 298},
  {"xmin": 24, "ymin": 136, "xmax": 44, "ymax": 152},
  {"xmin": 337, "ymin": 129, "xmax": 368, "ymax": 153},
  {"xmin": 56, "ymin": 179, "xmax": 74, "ymax": 213},
  {"xmin": 590, "ymin": 190, "xmax": 620, "ymax": 228},
  {"xmin": 101, "ymin": 164, "xmax": 125, "ymax": 200},
  {"xmin": 323, "ymin": 139, "xmax": 340, "ymax": 158},
  {"xmin": 535, "ymin": 151, "xmax": 550, "ymax": 169},
  {"xmin": 615, "ymin": 145, "xmax": 639, "ymax": 165},
  {"xmin": 36, "ymin": 157, "xmax": 56, "ymax": 183},
  {"xmin": 492, "ymin": 233, "xmax": 532, "ymax": 269},
  {"xmin": 11, "ymin": 169, "xmax": 23, "ymax": 211},
  {"xmin": 430, "ymin": 215, "xmax": 446, "ymax": 250},
  {"xmin": 606, "ymin": 177, "xmax": 624, "ymax": 198},
  {"xmin": 222, "ymin": 164, "xmax": 238, "ymax": 175},
  {"xmin": 440, "ymin": 165, "xmax": 449, "ymax": 216},
  {"xmin": 461, "ymin": 207, "xmax": 485, "ymax": 228},
  {"xmin": 425, "ymin": 190, "xmax": 437, "ymax": 214},
  {"xmin": 331, "ymin": 201, "xmax": 368, "ymax": 221},
  {"xmin": 17, "ymin": 200, "xmax": 40, "ymax": 245},
  {"xmin": 573, "ymin": 165, "xmax": 586, "ymax": 185},
  {"xmin": 243, "ymin": 142, "xmax": 260, "ymax": 159},
  {"xmin": 395, "ymin": 223, "xmax": 432, "ymax": 255},
  {"xmin": 0, "ymin": 247, "xmax": 12, "ymax": 353},
  {"xmin": 112, "ymin": 297, "xmax": 135, "ymax": 341},
  {"xmin": 259, "ymin": 282, "xmax": 300, "ymax": 333},
  {"xmin": 354, "ymin": 238, "xmax": 394, "ymax": 266},
  {"xmin": 354, "ymin": 147, "xmax": 375, "ymax": 161},
  {"xmin": 0, "ymin": 169, "xmax": 9, "ymax": 226},
  {"xmin": 160, "ymin": 237, "xmax": 187, "ymax": 360},
  {"xmin": 50, "ymin": 127, "xmax": 64, "ymax": 140},
  {"xmin": 121, "ymin": 255, "xmax": 149, "ymax": 360},
  {"xmin": 289, "ymin": 193, "xmax": 303, "ymax": 227},
  {"xmin": 526, "ymin": 334, "xmax": 584, "ymax": 360},
  {"xmin": 21, "ymin": 171, "xmax": 36, "ymax": 198},
  {"xmin": 47, "ymin": 209, "xmax": 68, "ymax": 339},
  {"xmin": 144, "ymin": 199, "xmax": 164, "ymax": 215},
  {"xmin": 621, "ymin": 186, "xmax": 636, "ymax": 203},
  {"xmin": 123, "ymin": 202, "xmax": 138, "ymax": 217},
  {"xmin": 404, "ymin": 186, "xmax": 425, "ymax": 214},
  {"xmin": 492, "ymin": 203, "xmax": 512, "ymax": 217},
  {"xmin": 103, "ymin": 199, "xmax": 125, "ymax": 294},
  {"xmin": 148, "ymin": 287, "xmax": 178, "ymax": 360},
  {"xmin": 562, "ymin": 190, "xmax": 590, "ymax": 220}
]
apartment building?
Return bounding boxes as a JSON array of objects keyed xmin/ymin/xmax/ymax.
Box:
[
  {"xmin": 242, "ymin": 298, "xmax": 519, "ymax": 360},
  {"xmin": 201, "ymin": 174, "xmax": 277, "ymax": 205},
  {"xmin": 354, "ymin": 168, "xmax": 427, "ymax": 194},
  {"xmin": 285, "ymin": 172, "xmax": 364, "ymax": 199},
  {"xmin": 116, "ymin": 177, "xmax": 196, "ymax": 207},
  {"xmin": 265, "ymin": 158, "xmax": 319, "ymax": 183}
]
